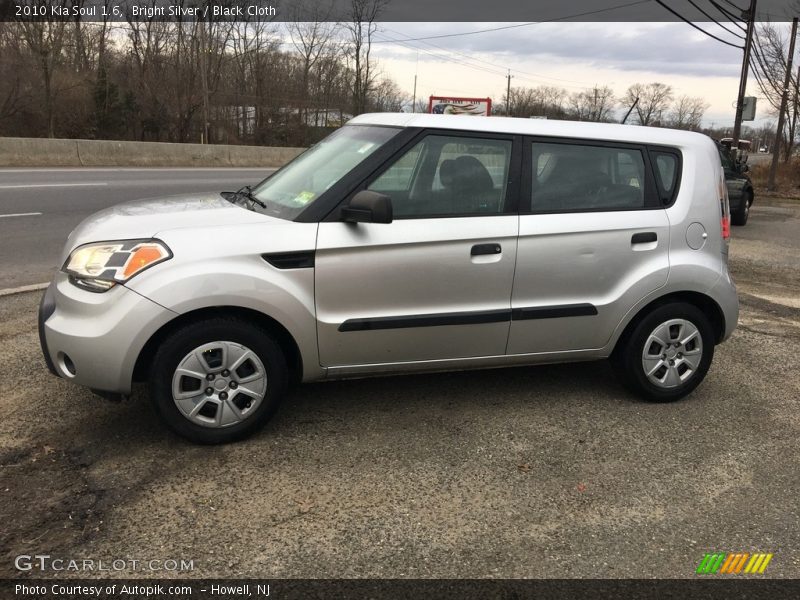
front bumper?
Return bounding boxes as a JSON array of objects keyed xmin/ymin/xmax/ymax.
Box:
[
  {"xmin": 38, "ymin": 283, "xmax": 58, "ymax": 376},
  {"xmin": 38, "ymin": 273, "xmax": 177, "ymax": 394}
]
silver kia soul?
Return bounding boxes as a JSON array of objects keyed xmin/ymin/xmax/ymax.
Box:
[{"xmin": 39, "ymin": 114, "xmax": 738, "ymax": 443}]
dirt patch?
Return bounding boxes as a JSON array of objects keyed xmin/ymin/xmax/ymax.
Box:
[{"xmin": 0, "ymin": 444, "xmax": 106, "ymax": 576}]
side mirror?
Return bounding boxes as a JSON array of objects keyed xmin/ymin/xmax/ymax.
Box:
[{"xmin": 341, "ymin": 190, "xmax": 393, "ymax": 224}]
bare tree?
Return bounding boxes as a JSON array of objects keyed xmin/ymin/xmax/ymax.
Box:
[
  {"xmin": 17, "ymin": 12, "xmax": 68, "ymax": 137},
  {"xmin": 343, "ymin": 0, "xmax": 387, "ymax": 115},
  {"xmin": 0, "ymin": 24, "xmax": 29, "ymax": 128},
  {"xmin": 668, "ymin": 95, "xmax": 710, "ymax": 130},
  {"xmin": 623, "ymin": 82, "xmax": 674, "ymax": 126},
  {"xmin": 289, "ymin": 2, "xmax": 336, "ymax": 137},
  {"xmin": 0, "ymin": 7, "xmax": 405, "ymax": 145},
  {"xmin": 228, "ymin": 20, "xmax": 282, "ymax": 141},
  {"xmin": 751, "ymin": 21, "xmax": 799, "ymax": 161},
  {"xmin": 506, "ymin": 85, "xmax": 569, "ymax": 119},
  {"xmin": 569, "ymin": 86, "xmax": 616, "ymax": 122},
  {"xmin": 371, "ymin": 77, "xmax": 405, "ymax": 112}
]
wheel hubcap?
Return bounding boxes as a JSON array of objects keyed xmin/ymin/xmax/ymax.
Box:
[
  {"xmin": 171, "ymin": 341, "xmax": 267, "ymax": 428},
  {"xmin": 641, "ymin": 319, "xmax": 703, "ymax": 389}
]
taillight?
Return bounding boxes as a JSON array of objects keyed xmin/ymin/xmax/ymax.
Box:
[{"xmin": 719, "ymin": 172, "xmax": 731, "ymax": 241}]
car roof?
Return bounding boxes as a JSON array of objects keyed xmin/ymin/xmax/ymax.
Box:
[{"xmin": 348, "ymin": 112, "xmax": 710, "ymax": 149}]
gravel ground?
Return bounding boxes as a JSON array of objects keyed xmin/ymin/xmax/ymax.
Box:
[{"xmin": 1, "ymin": 197, "xmax": 798, "ymax": 580}]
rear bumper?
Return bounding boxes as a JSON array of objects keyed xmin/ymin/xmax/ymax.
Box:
[
  {"xmin": 38, "ymin": 273, "xmax": 177, "ymax": 394},
  {"xmin": 710, "ymin": 270, "xmax": 739, "ymax": 343}
]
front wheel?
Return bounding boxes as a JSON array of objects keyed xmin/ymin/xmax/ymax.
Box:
[
  {"xmin": 612, "ymin": 302, "xmax": 715, "ymax": 402},
  {"xmin": 149, "ymin": 317, "xmax": 288, "ymax": 444}
]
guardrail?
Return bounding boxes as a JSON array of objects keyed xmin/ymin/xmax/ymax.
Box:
[{"xmin": 0, "ymin": 137, "xmax": 305, "ymax": 168}]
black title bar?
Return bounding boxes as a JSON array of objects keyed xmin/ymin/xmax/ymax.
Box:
[{"xmin": 1, "ymin": 0, "xmax": 797, "ymax": 23}]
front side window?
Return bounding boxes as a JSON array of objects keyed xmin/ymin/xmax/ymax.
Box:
[
  {"xmin": 531, "ymin": 142, "xmax": 646, "ymax": 212},
  {"xmin": 250, "ymin": 125, "xmax": 400, "ymax": 220},
  {"xmin": 368, "ymin": 135, "xmax": 512, "ymax": 218}
]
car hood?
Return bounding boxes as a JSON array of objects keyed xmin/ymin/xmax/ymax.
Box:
[{"xmin": 63, "ymin": 192, "xmax": 277, "ymax": 258}]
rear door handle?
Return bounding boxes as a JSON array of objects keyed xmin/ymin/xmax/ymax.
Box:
[
  {"xmin": 631, "ymin": 232, "xmax": 657, "ymax": 244},
  {"xmin": 471, "ymin": 243, "xmax": 502, "ymax": 256}
]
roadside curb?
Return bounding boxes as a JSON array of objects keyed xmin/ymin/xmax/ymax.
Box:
[{"xmin": 0, "ymin": 282, "xmax": 48, "ymax": 297}]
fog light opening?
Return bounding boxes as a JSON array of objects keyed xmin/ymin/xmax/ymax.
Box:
[{"xmin": 58, "ymin": 352, "xmax": 77, "ymax": 377}]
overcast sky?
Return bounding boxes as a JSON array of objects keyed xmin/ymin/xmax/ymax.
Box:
[{"xmin": 365, "ymin": 21, "xmax": 795, "ymax": 127}]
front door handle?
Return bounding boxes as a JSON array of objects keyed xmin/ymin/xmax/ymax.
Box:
[
  {"xmin": 471, "ymin": 243, "xmax": 502, "ymax": 256},
  {"xmin": 631, "ymin": 232, "xmax": 657, "ymax": 244}
]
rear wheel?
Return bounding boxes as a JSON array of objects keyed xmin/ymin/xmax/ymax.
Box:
[
  {"xmin": 731, "ymin": 191, "xmax": 751, "ymax": 226},
  {"xmin": 149, "ymin": 317, "xmax": 287, "ymax": 444},
  {"xmin": 612, "ymin": 302, "xmax": 714, "ymax": 402}
]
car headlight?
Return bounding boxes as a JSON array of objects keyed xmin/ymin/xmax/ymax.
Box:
[{"xmin": 63, "ymin": 239, "xmax": 172, "ymax": 292}]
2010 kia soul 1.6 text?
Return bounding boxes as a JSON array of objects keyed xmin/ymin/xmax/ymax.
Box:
[{"xmin": 39, "ymin": 114, "xmax": 739, "ymax": 444}]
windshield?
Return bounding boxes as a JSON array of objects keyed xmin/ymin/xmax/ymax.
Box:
[{"xmin": 249, "ymin": 125, "xmax": 401, "ymax": 220}]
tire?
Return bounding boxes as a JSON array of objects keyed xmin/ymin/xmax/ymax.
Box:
[
  {"xmin": 612, "ymin": 302, "xmax": 715, "ymax": 403},
  {"xmin": 731, "ymin": 191, "xmax": 751, "ymax": 226},
  {"xmin": 149, "ymin": 317, "xmax": 288, "ymax": 444}
]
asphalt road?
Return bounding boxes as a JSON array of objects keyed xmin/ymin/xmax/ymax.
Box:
[
  {"xmin": 0, "ymin": 168, "xmax": 274, "ymax": 289},
  {"xmin": 0, "ymin": 197, "xmax": 798, "ymax": 579}
]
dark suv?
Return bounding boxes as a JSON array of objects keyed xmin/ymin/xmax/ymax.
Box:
[{"xmin": 717, "ymin": 142, "xmax": 754, "ymax": 226}]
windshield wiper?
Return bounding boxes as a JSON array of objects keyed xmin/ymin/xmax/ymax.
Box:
[{"xmin": 222, "ymin": 185, "xmax": 267, "ymax": 210}]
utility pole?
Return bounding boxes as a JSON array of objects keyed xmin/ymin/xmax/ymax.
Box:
[
  {"xmin": 411, "ymin": 51, "xmax": 418, "ymax": 113},
  {"xmin": 622, "ymin": 97, "xmax": 639, "ymax": 124},
  {"xmin": 767, "ymin": 17, "xmax": 798, "ymax": 191},
  {"xmin": 506, "ymin": 70, "xmax": 513, "ymax": 116},
  {"xmin": 731, "ymin": 0, "xmax": 757, "ymax": 153}
]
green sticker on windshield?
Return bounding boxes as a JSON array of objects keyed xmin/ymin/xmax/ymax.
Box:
[{"xmin": 292, "ymin": 191, "xmax": 316, "ymax": 206}]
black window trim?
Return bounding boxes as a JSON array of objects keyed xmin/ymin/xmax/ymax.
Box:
[
  {"xmin": 520, "ymin": 135, "xmax": 677, "ymax": 215},
  {"xmin": 649, "ymin": 145, "xmax": 683, "ymax": 208},
  {"xmin": 321, "ymin": 127, "xmax": 524, "ymax": 222},
  {"xmin": 294, "ymin": 125, "xmax": 418, "ymax": 223}
]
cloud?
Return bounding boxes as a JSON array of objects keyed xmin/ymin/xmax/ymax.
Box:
[{"xmin": 374, "ymin": 22, "xmax": 743, "ymax": 78}]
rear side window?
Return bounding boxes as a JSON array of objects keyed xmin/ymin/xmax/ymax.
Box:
[
  {"xmin": 651, "ymin": 150, "xmax": 681, "ymax": 204},
  {"xmin": 531, "ymin": 142, "xmax": 646, "ymax": 212}
]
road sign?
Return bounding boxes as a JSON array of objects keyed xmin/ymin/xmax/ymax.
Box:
[{"xmin": 742, "ymin": 96, "xmax": 757, "ymax": 121}]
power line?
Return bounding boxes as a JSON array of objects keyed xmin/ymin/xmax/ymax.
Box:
[
  {"xmin": 653, "ymin": 0, "xmax": 744, "ymax": 48},
  {"xmin": 375, "ymin": 32, "xmax": 580, "ymax": 91},
  {"xmin": 722, "ymin": 0, "xmax": 746, "ymax": 12},
  {"xmin": 685, "ymin": 0, "xmax": 745, "ymax": 39},
  {"xmin": 372, "ymin": 33, "xmax": 508, "ymax": 79},
  {"xmin": 379, "ymin": 27, "xmax": 591, "ymax": 88},
  {"xmin": 709, "ymin": 0, "xmax": 748, "ymax": 30},
  {"xmin": 371, "ymin": 0, "xmax": 654, "ymax": 44}
]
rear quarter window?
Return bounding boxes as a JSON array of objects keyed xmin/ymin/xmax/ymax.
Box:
[{"xmin": 650, "ymin": 149, "xmax": 682, "ymax": 205}]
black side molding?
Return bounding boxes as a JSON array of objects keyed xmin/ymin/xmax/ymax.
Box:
[
  {"xmin": 339, "ymin": 304, "xmax": 598, "ymax": 332},
  {"xmin": 339, "ymin": 309, "xmax": 510, "ymax": 332},
  {"xmin": 631, "ymin": 232, "xmax": 657, "ymax": 244},
  {"xmin": 262, "ymin": 251, "xmax": 315, "ymax": 269},
  {"xmin": 512, "ymin": 303, "xmax": 598, "ymax": 321}
]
